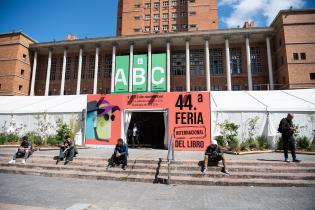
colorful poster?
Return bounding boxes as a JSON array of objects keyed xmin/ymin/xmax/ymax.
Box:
[
  {"xmin": 132, "ymin": 54, "xmax": 148, "ymax": 92},
  {"xmin": 85, "ymin": 92, "xmax": 211, "ymax": 151},
  {"xmin": 151, "ymin": 53, "xmax": 166, "ymax": 92},
  {"xmin": 114, "ymin": 55, "xmax": 129, "ymax": 93}
]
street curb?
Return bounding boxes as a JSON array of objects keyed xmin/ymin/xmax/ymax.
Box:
[{"xmin": 275, "ymin": 150, "xmax": 315, "ymax": 155}]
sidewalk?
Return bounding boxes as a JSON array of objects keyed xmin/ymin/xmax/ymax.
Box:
[{"xmin": 1, "ymin": 147, "xmax": 315, "ymax": 162}]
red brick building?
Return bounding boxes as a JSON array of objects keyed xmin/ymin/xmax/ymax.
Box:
[
  {"xmin": 117, "ymin": 0, "xmax": 218, "ymax": 36},
  {"xmin": 0, "ymin": 32, "xmax": 36, "ymax": 95}
]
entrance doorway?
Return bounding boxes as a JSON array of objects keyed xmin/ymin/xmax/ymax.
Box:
[{"xmin": 123, "ymin": 109, "xmax": 168, "ymax": 149}]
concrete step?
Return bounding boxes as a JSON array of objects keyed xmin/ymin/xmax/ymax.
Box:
[
  {"xmin": 1, "ymin": 162, "xmax": 314, "ymax": 181},
  {"xmin": 0, "ymin": 166, "xmax": 314, "ymax": 187},
  {"xmin": 1, "ymin": 158, "xmax": 314, "ymax": 173},
  {"xmin": 2, "ymin": 153, "xmax": 315, "ymax": 167}
]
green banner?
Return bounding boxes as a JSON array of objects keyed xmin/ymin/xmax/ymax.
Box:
[
  {"xmin": 114, "ymin": 55, "xmax": 129, "ymax": 93},
  {"xmin": 132, "ymin": 54, "xmax": 148, "ymax": 92},
  {"xmin": 151, "ymin": 53, "xmax": 166, "ymax": 92}
]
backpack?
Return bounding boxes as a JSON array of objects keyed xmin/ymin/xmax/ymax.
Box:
[{"xmin": 278, "ymin": 118, "xmax": 284, "ymax": 133}]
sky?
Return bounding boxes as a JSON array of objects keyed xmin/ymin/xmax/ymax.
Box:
[{"xmin": 1, "ymin": 0, "xmax": 315, "ymax": 42}]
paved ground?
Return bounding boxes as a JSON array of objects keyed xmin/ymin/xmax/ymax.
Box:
[
  {"xmin": 1, "ymin": 147, "xmax": 315, "ymax": 162},
  {"xmin": 0, "ymin": 173, "xmax": 315, "ymax": 210}
]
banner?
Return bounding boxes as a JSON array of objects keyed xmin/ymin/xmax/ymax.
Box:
[
  {"xmin": 132, "ymin": 54, "xmax": 147, "ymax": 92},
  {"xmin": 151, "ymin": 53, "xmax": 166, "ymax": 92},
  {"xmin": 85, "ymin": 92, "xmax": 211, "ymax": 151},
  {"xmin": 114, "ymin": 55, "xmax": 129, "ymax": 93}
]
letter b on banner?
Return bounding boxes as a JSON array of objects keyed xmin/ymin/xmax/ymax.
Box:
[
  {"xmin": 132, "ymin": 54, "xmax": 147, "ymax": 92},
  {"xmin": 152, "ymin": 53, "xmax": 166, "ymax": 92}
]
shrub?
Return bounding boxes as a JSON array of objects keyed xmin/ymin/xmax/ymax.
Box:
[
  {"xmin": 0, "ymin": 134, "xmax": 6, "ymax": 144},
  {"xmin": 215, "ymin": 135, "xmax": 226, "ymax": 147},
  {"xmin": 55, "ymin": 122, "xmax": 72, "ymax": 143},
  {"xmin": 227, "ymin": 136, "xmax": 240, "ymax": 151},
  {"xmin": 6, "ymin": 133, "xmax": 19, "ymax": 143},
  {"xmin": 240, "ymin": 140, "xmax": 250, "ymax": 151},
  {"xmin": 26, "ymin": 132, "xmax": 43, "ymax": 146},
  {"xmin": 296, "ymin": 136, "xmax": 310, "ymax": 149},
  {"xmin": 277, "ymin": 137, "xmax": 283, "ymax": 150},
  {"xmin": 46, "ymin": 135, "xmax": 62, "ymax": 146},
  {"xmin": 256, "ymin": 135, "xmax": 271, "ymax": 149}
]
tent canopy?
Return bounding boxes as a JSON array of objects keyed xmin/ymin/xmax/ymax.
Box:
[
  {"xmin": 0, "ymin": 95, "xmax": 87, "ymax": 114},
  {"xmin": 211, "ymin": 89, "xmax": 315, "ymax": 112}
]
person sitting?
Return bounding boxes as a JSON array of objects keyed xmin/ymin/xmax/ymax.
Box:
[
  {"xmin": 108, "ymin": 138, "xmax": 128, "ymax": 170},
  {"xmin": 8, "ymin": 136, "xmax": 33, "ymax": 164},
  {"xmin": 201, "ymin": 140, "xmax": 229, "ymax": 175},
  {"xmin": 56, "ymin": 135, "xmax": 76, "ymax": 165}
]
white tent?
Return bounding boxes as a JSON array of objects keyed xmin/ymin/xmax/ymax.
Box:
[
  {"xmin": 211, "ymin": 89, "xmax": 315, "ymax": 147},
  {"xmin": 0, "ymin": 95, "xmax": 87, "ymax": 145}
]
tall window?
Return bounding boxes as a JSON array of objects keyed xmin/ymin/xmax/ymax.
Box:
[
  {"xmin": 209, "ymin": 48, "xmax": 223, "ymax": 75},
  {"xmin": 58, "ymin": 58, "xmax": 63, "ymax": 80},
  {"xmin": 171, "ymin": 51, "xmax": 185, "ymax": 75},
  {"xmin": 230, "ymin": 48, "xmax": 242, "ymax": 74},
  {"xmin": 172, "ymin": 0, "xmax": 178, "ymax": 6},
  {"xmin": 65, "ymin": 57, "xmax": 71, "ymax": 80},
  {"xmin": 88, "ymin": 55, "xmax": 95, "ymax": 79},
  {"xmin": 74, "ymin": 56, "xmax": 78, "ymax": 79},
  {"xmin": 81, "ymin": 56, "xmax": 86, "ymax": 79},
  {"xmin": 104, "ymin": 55, "xmax": 112, "ymax": 78},
  {"xmin": 163, "ymin": 1, "xmax": 169, "ymax": 7},
  {"xmin": 250, "ymin": 47, "xmax": 263, "ymax": 74},
  {"xmin": 190, "ymin": 49, "xmax": 204, "ymax": 76},
  {"xmin": 50, "ymin": 58, "xmax": 57, "ymax": 80}
]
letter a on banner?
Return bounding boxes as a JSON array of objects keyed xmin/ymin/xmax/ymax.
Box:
[
  {"xmin": 132, "ymin": 54, "xmax": 148, "ymax": 92},
  {"xmin": 114, "ymin": 55, "xmax": 129, "ymax": 93},
  {"xmin": 151, "ymin": 53, "xmax": 166, "ymax": 92}
]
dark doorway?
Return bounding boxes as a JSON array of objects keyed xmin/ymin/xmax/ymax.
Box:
[{"xmin": 128, "ymin": 112, "xmax": 165, "ymax": 149}]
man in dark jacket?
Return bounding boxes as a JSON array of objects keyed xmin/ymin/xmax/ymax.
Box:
[
  {"xmin": 8, "ymin": 136, "xmax": 33, "ymax": 164},
  {"xmin": 279, "ymin": 113, "xmax": 301, "ymax": 162},
  {"xmin": 108, "ymin": 138, "xmax": 128, "ymax": 170},
  {"xmin": 56, "ymin": 135, "xmax": 76, "ymax": 165},
  {"xmin": 201, "ymin": 140, "xmax": 229, "ymax": 175}
]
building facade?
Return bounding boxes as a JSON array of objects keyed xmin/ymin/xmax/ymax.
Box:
[
  {"xmin": 0, "ymin": 32, "xmax": 35, "ymax": 96},
  {"xmin": 271, "ymin": 9, "xmax": 315, "ymax": 89},
  {"xmin": 117, "ymin": 0, "xmax": 218, "ymax": 36}
]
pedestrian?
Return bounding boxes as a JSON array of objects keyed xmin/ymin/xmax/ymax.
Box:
[
  {"xmin": 201, "ymin": 140, "xmax": 229, "ymax": 175},
  {"xmin": 278, "ymin": 113, "xmax": 301, "ymax": 162},
  {"xmin": 8, "ymin": 136, "xmax": 33, "ymax": 164},
  {"xmin": 108, "ymin": 138, "xmax": 128, "ymax": 170},
  {"xmin": 56, "ymin": 135, "xmax": 76, "ymax": 165},
  {"xmin": 132, "ymin": 123, "xmax": 140, "ymax": 147}
]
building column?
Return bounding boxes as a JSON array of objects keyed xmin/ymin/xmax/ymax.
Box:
[
  {"xmin": 185, "ymin": 39, "xmax": 190, "ymax": 92},
  {"xmin": 76, "ymin": 48, "xmax": 83, "ymax": 95},
  {"xmin": 60, "ymin": 48, "xmax": 67, "ymax": 95},
  {"xmin": 30, "ymin": 51, "xmax": 37, "ymax": 96},
  {"xmin": 225, "ymin": 38, "xmax": 232, "ymax": 91},
  {"xmin": 129, "ymin": 43, "xmax": 134, "ymax": 93},
  {"xmin": 44, "ymin": 49, "xmax": 52, "ymax": 96},
  {"xmin": 110, "ymin": 45, "xmax": 116, "ymax": 93},
  {"xmin": 93, "ymin": 46, "xmax": 99, "ymax": 94},
  {"xmin": 205, "ymin": 39, "xmax": 211, "ymax": 91},
  {"xmin": 147, "ymin": 41, "xmax": 152, "ymax": 92},
  {"xmin": 245, "ymin": 36, "xmax": 253, "ymax": 90},
  {"xmin": 166, "ymin": 41, "xmax": 171, "ymax": 92},
  {"xmin": 266, "ymin": 36, "xmax": 274, "ymax": 90}
]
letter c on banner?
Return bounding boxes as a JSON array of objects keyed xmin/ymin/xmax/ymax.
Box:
[{"xmin": 152, "ymin": 66, "xmax": 165, "ymax": 85}]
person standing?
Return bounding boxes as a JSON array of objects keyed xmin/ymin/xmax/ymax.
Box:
[
  {"xmin": 132, "ymin": 123, "xmax": 140, "ymax": 147},
  {"xmin": 8, "ymin": 136, "xmax": 33, "ymax": 164},
  {"xmin": 279, "ymin": 113, "xmax": 301, "ymax": 162}
]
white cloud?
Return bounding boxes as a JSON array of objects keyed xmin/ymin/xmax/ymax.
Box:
[{"xmin": 220, "ymin": 0, "xmax": 306, "ymax": 28}]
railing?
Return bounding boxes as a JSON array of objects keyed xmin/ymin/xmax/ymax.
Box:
[{"xmin": 167, "ymin": 134, "xmax": 174, "ymax": 185}]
